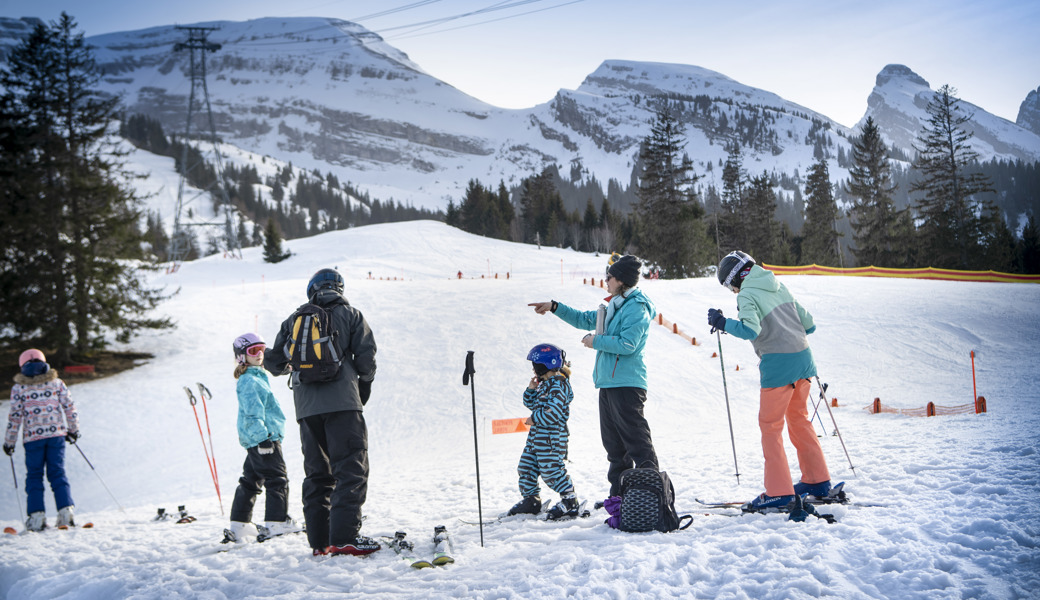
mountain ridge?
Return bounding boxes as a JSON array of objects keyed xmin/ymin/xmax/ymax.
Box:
[{"xmin": 1, "ymin": 16, "xmax": 1038, "ymax": 213}]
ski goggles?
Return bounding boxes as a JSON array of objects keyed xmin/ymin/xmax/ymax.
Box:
[{"xmin": 245, "ymin": 344, "xmax": 266, "ymax": 357}]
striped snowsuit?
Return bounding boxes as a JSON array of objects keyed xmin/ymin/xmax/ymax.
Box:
[{"xmin": 517, "ymin": 375, "xmax": 574, "ymax": 498}]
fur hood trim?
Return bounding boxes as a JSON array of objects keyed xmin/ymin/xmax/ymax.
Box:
[{"xmin": 14, "ymin": 369, "xmax": 59, "ymax": 385}]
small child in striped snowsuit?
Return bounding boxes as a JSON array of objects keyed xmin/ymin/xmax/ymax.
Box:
[{"xmin": 506, "ymin": 344, "xmax": 580, "ymax": 520}]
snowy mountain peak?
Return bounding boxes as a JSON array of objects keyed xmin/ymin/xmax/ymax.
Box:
[
  {"xmin": 861, "ymin": 64, "xmax": 1040, "ymax": 163},
  {"xmin": 875, "ymin": 64, "xmax": 930, "ymax": 89},
  {"xmin": 1017, "ymin": 86, "xmax": 1040, "ymax": 134}
]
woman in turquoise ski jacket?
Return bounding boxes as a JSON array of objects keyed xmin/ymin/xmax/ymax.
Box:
[{"xmin": 529, "ymin": 255, "xmax": 660, "ymax": 496}]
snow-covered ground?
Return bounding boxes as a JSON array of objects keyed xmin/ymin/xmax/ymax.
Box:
[{"xmin": 1, "ymin": 220, "xmax": 1038, "ymax": 600}]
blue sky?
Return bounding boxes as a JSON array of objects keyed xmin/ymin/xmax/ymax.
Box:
[{"xmin": 2, "ymin": 0, "xmax": 1037, "ymax": 128}]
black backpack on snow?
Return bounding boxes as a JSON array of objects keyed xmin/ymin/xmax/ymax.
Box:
[
  {"xmin": 618, "ymin": 468, "xmax": 692, "ymax": 533},
  {"xmin": 283, "ymin": 302, "xmax": 343, "ymax": 386}
]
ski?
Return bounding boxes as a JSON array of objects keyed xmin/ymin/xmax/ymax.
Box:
[
  {"xmin": 380, "ymin": 532, "xmax": 432, "ymax": 569},
  {"xmin": 695, "ymin": 482, "xmax": 868, "ymax": 509},
  {"xmin": 257, "ymin": 525, "xmax": 306, "ymax": 543},
  {"xmin": 457, "ymin": 499, "xmax": 551, "ymax": 526},
  {"xmin": 7, "ymin": 521, "xmax": 95, "ymax": 535},
  {"xmin": 541, "ymin": 499, "xmax": 591, "ymax": 521},
  {"xmin": 432, "ymin": 525, "xmax": 454, "ymax": 566}
]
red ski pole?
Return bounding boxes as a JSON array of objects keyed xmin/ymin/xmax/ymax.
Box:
[
  {"xmin": 970, "ymin": 350, "xmax": 978, "ymax": 404},
  {"xmin": 197, "ymin": 383, "xmax": 221, "ymax": 502},
  {"xmin": 185, "ymin": 387, "xmax": 224, "ymax": 515}
]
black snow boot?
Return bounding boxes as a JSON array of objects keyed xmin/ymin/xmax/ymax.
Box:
[{"xmin": 507, "ymin": 495, "xmax": 542, "ymax": 516}]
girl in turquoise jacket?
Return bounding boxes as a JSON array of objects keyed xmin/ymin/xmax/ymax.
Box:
[
  {"xmin": 529, "ymin": 254, "xmax": 660, "ymax": 496},
  {"xmin": 224, "ymin": 333, "xmax": 298, "ymax": 544}
]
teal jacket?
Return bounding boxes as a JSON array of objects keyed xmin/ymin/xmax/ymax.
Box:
[
  {"xmin": 554, "ymin": 288, "xmax": 656, "ymax": 390},
  {"xmin": 723, "ymin": 265, "xmax": 817, "ymax": 388},
  {"xmin": 236, "ymin": 366, "xmax": 287, "ymax": 449}
]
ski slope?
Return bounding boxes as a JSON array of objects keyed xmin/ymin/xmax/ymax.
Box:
[{"xmin": 1, "ymin": 221, "xmax": 1038, "ymax": 599}]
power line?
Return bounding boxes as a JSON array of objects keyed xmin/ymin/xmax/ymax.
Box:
[{"xmin": 386, "ymin": 0, "xmax": 586, "ymax": 41}]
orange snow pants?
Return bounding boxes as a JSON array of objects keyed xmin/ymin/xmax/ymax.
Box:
[{"xmin": 759, "ymin": 378, "xmax": 830, "ymax": 497}]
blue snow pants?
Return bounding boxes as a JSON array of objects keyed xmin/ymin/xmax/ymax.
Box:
[
  {"xmin": 517, "ymin": 427, "xmax": 573, "ymax": 498},
  {"xmin": 24, "ymin": 436, "xmax": 74, "ymax": 515}
]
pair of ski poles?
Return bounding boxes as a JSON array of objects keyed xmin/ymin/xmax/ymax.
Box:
[
  {"xmin": 715, "ymin": 329, "xmax": 857, "ymax": 486},
  {"xmin": 7, "ymin": 439, "xmax": 125, "ymax": 522},
  {"xmin": 185, "ymin": 383, "xmax": 224, "ymax": 515}
]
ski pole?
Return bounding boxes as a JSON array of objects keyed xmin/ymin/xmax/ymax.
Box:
[
  {"xmin": 185, "ymin": 386, "xmax": 224, "ymax": 515},
  {"xmin": 809, "ymin": 384, "xmax": 830, "ymax": 437},
  {"xmin": 715, "ymin": 329, "xmax": 741, "ymax": 485},
  {"xmin": 462, "ymin": 350, "xmax": 484, "ymax": 547},
  {"xmin": 815, "ymin": 376, "xmax": 856, "ymax": 477},
  {"xmin": 197, "ymin": 382, "xmax": 222, "ymax": 504},
  {"xmin": 72, "ymin": 443, "xmax": 125, "ymax": 512},
  {"xmin": 9, "ymin": 455, "xmax": 24, "ymax": 522}
]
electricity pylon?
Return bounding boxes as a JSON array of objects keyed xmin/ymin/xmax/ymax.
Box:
[{"xmin": 169, "ymin": 26, "xmax": 240, "ymax": 263}]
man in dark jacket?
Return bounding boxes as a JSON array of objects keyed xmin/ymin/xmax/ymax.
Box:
[{"xmin": 264, "ymin": 267, "xmax": 379, "ymax": 556}]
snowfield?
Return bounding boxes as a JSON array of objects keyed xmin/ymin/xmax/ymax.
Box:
[{"xmin": 1, "ymin": 220, "xmax": 1038, "ymax": 599}]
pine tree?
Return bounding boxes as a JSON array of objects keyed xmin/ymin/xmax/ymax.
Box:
[
  {"xmin": 910, "ymin": 85, "xmax": 996, "ymax": 269},
  {"xmin": 263, "ymin": 217, "xmax": 292, "ymax": 263},
  {"xmin": 635, "ymin": 108, "xmax": 712, "ymax": 277},
  {"xmin": 0, "ymin": 14, "xmax": 171, "ymax": 358},
  {"xmin": 519, "ymin": 168, "xmax": 566, "ymax": 244},
  {"xmin": 846, "ymin": 117, "xmax": 903, "ymax": 267},
  {"xmin": 1017, "ymin": 214, "xmax": 1040, "ymax": 274},
  {"xmin": 742, "ymin": 174, "xmax": 781, "ymax": 263},
  {"xmin": 716, "ymin": 144, "xmax": 747, "ymax": 255},
  {"xmin": 801, "ymin": 158, "xmax": 842, "ymax": 266}
]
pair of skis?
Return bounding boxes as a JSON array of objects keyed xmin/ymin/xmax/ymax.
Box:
[
  {"xmin": 383, "ymin": 526, "xmax": 455, "ymax": 568},
  {"xmin": 459, "ymin": 499, "xmax": 592, "ymax": 527},
  {"xmin": 155, "ymin": 505, "xmax": 196, "ymax": 524},
  {"xmin": 4, "ymin": 521, "xmax": 95, "ymax": 535}
]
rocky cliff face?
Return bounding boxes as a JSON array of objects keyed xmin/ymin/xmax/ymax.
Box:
[{"xmin": 1017, "ymin": 87, "xmax": 1040, "ymax": 135}]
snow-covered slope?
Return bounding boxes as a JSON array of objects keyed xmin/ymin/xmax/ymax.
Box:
[
  {"xmin": 861, "ymin": 64, "xmax": 1040, "ymax": 163},
  {"xmin": 1, "ymin": 221, "xmax": 1038, "ymax": 599}
]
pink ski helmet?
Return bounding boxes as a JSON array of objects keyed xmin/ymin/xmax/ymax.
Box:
[
  {"xmin": 19, "ymin": 349, "xmax": 45, "ymax": 367},
  {"xmin": 233, "ymin": 333, "xmax": 266, "ymax": 365}
]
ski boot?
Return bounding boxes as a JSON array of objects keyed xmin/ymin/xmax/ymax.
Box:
[
  {"xmin": 507, "ymin": 495, "xmax": 542, "ymax": 516},
  {"xmin": 545, "ymin": 492, "xmax": 580, "ymax": 520},
  {"xmin": 56, "ymin": 505, "xmax": 75, "ymax": 528},
  {"xmin": 25, "ymin": 511, "xmax": 47, "ymax": 532},
  {"xmin": 328, "ymin": 535, "xmax": 381, "ymax": 556}
]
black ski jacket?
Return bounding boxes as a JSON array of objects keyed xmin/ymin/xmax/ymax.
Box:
[{"xmin": 264, "ymin": 289, "xmax": 377, "ymax": 420}]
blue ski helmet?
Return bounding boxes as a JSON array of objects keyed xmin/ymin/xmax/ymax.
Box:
[
  {"xmin": 307, "ymin": 267, "xmax": 344, "ymax": 299},
  {"xmin": 527, "ymin": 344, "xmax": 566, "ymax": 373}
]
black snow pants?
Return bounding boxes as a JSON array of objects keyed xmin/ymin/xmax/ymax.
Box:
[
  {"xmin": 299, "ymin": 410, "xmax": 368, "ymax": 550},
  {"xmin": 599, "ymin": 387, "xmax": 658, "ymax": 496},
  {"xmin": 230, "ymin": 441, "xmax": 289, "ymax": 524}
]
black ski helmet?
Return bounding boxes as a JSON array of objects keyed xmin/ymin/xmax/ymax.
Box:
[
  {"xmin": 307, "ymin": 268, "xmax": 344, "ymax": 298},
  {"xmin": 717, "ymin": 251, "xmax": 755, "ymax": 290}
]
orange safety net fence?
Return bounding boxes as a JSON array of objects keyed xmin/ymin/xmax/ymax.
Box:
[
  {"xmin": 762, "ymin": 264, "xmax": 1040, "ymax": 284},
  {"xmin": 864, "ymin": 396, "xmax": 987, "ymax": 416}
]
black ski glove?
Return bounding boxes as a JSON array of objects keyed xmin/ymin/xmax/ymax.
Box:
[
  {"xmin": 708, "ymin": 308, "xmax": 726, "ymax": 333},
  {"xmin": 2, "ymin": 444, "xmax": 13, "ymax": 456},
  {"xmin": 257, "ymin": 440, "xmax": 274, "ymax": 455},
  {"xmin": 358, "ymin": 379, "xmax": 372, "ymax": 406},
  {"xmin": 65, "ymin": 431, "xmax": 80, "ymax": 444}
]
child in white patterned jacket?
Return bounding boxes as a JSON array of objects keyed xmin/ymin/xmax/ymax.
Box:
[{"xmin": 4, "ymin": 349, "xmax": 80, "ymax": 531}]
